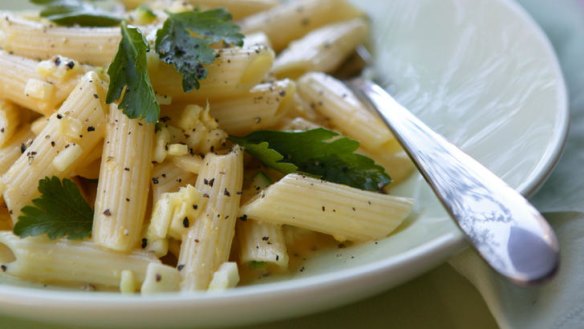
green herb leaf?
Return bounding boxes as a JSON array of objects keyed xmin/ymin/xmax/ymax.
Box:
[
  {"xmin": 14, "ymin": 177, "xmax": 94, "ymax": 240},
  {"xmin": 155, "ymin": 8, "xmax": 244, "ymax": 92},
  {"xmin": 30, "ymin": 0, "xmax": 122, "ymax": 27},
  {"xmin": 230, "ymin": 129, "xmax": 392, "ymax": 191},
  {"xmin": 106, "ymin": 22, "xmax": 160, "ymax": 123}
]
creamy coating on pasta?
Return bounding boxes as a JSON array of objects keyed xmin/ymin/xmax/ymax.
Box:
[{"xmin": 0, "ymin": 0, "xmax": 414, "ymax": 293}]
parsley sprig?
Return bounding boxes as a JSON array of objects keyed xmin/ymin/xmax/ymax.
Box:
[
  {"xmin": 106, "ymin": 9, "xmax": 243, "ymax": 123},
  {"xmin": 30, "ymin": 0, "xmax": 122, "ymax": 27},
  {"xmin": 155, "ymin": 9, "xmax": 244, "ymax": 92},
  {"xmin": 106, "ymin": 22, "xmax": 160, "ymax": 123},
  {"xmin": 230, "ymin": 129, "xmax": 392, "ymax": 191},
  {"xmin": 14, "ymin": 177, "xmax": 94, "ymax": 240}
]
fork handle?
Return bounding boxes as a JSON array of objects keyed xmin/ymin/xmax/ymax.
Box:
[{"xmin": 348, "ymin": 78, "xmax": 559, "ymax": 285}]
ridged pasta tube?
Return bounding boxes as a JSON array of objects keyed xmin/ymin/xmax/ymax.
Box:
[
  {"xmin": 240, "ymin": 174, "xmax": 413, "ymax": 242},
  {"xmin": 210, "ymin": 79, "xmax": 296, "ymax": 135},
  {"xmin": 0, "ymin": 51, "xmax": 86, "ymax": 115},
  {"xmin": 0, "ymin": 13, "xmax": 120, "ymax": 66},
  {"xmin": 178, "ymin": 147, "xmax": 244, "ymax": 291},
  {"xmin": 239, "ymin": 0, "xmax": 363, "ymax": 51},
  {"xmin": 0, "ymin": 231, "xmax": 160, "ymax": 289},
  {"xmin": 2, "ymin": 72, "xmax": 108, "ymax": 221},
  {"xmin": 273, "ymin": 18, "xmax": 369, "ymax": 79},
  {"xmin": 92, "ymin": 105, "xmax": 155, "ymax": 252}
]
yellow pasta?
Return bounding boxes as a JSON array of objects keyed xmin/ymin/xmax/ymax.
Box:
[
  {"xmin": 92, "ymin": 105, "xmax": 155, "ymax": 252},
  {"xmin": 240, "ymin": 174, "xmax": 413, "ymax": 242},
  {"xmin": 149, "ymin": 45, "xmax": 275, "ymax": 101},
  {"xmin": 210, "ymin": 79, "xmax": 296, "ymax": 135},
  {"xmin": 239, "ymin": 0, "xmax": 363, "ymax": 51},
  {"xmin": 178, "ymin": 147, "xmax": 244, "ymax": 291},
  {"xmin": 0, "ymin": 231, "xmax": 160, "ymax": 289},
  {"xmin": 2, "ymin": 72, "xmax": 107, "ymax": 220},
  {"xmin": 297, "ymin": 72, "xmax": 402, "ymax": 154},
  {"xmin": 0, "ymin": 13, "xmax": 120, "ymax": 66},
  {"xmin": 273, "ymin": 18, "xmax": 369, "ymax": 79},
  {"xmin": 0, "ymin": 51, "xmax": 86, "ymax": 115}
]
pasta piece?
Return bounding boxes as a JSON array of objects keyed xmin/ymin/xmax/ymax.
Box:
[
  {"xmin": 243, "ymin": 32, "xmax": 272, "ymax": 48},
  {"xmin": 93, "ymin": 105, "xmax": 155, "ymax": 252},
  {"xmin": 140, "ymin": 263, "xmax": 181, "ymax": 294},
  {"xmin": 120, "ymin": 270, "xmax": 139, "ymax": 294},
  {"xmin": 178, "ymin": 147, "xmax": 244, "ymax": 291},
  {"xmin": 210, "ymin": 79, "xmax": 296, "ymax": 135},
  {"xmin": 238, "ymin": 220, "xmax": 289, "ymax": 269},
  {"xmin": 0, "ymin": 100, "xmax": 22, "ymax": 147},
  {"xmin": 0, "ymin": 232, "xmax": 160, "ymax": 289},
  {"xmin": 30, "ymin": 116, "xmax": 49, "ymax": 136},
  {"xmin": 297, "ymin": 72, "xmax": 402, "ymax": 154},
  {"xmin": 149, "ymin": 45, "xmax": 275, "ymax": 101},
  {"xmin": 2, "ymin": 72, "xmax": 107, "ymax": 221},
  {"xmin": 0, "ymin": 125, "xmax": 34, "ymax": 175},
  {"xmin": 273, "ymin": 18, "xmax": 368, "ymax": 79},
  {"xmin": 359, "ymin": 148, "xmax": 415, "ymax": 186},
  {"xmin": 239, "ymin": 0, "xmax": 363, "ymax": 51},
  {"xmin": 237, "ymin": 172, "xmax": 288, "ymax": 269},
  {"xmin": 0, "ymin": 51, "xmax": 86, "ymax": 115},
  {"xmin": 189, "ymin": 0, "xmax": 278, "ymax": 20},
  {"xmin": 0, "ymin": 13, "xmax": 120, "ymax": 66},
  {"xmin": 208, "ymin": 262, "xmax": 239, "ymax": 291},
  {"xmin": 239, "ymin": 174, "xmax": 413, "ymax": 242}
]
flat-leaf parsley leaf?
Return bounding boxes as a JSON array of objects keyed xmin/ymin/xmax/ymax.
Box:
[
  {"xmin": 230, "ymin": 128, "xmax": 392, "ymax": 191},
  {"xmin": 155, "ymin": 9, "xmax": 244, "ymax": 92},
  {"xmin": 14, "ymin": 176, "xmax": 94, "ymax": 240},
  {"xmin": 30, "ymin": 0, "xmax": 122, "ymax": 27},
  {"xmin": 106, "ymin": 22, "xmax": 160, "ymax": 123}
]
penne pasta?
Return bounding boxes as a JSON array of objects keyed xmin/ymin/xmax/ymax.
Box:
[
  {"xmin": 0, "ymin": 231, "xmax": 160, "ymax": 289},
  {"xmin": 0, "ymin": 100, "xmax": 23, "ymax": 147},
  {"xmin": 178, "ymin": 147, "xmax": 244, "ymax": 291},
  {"xmin": 297, "ymin": 72, "xmax": 402, "ymax": 154},
  {"xmin": 0, "ymin": 51, "xmax": 86, "ymax": 115},
  {"xmin": 0, "ymin": 13, "xmax": 120, "ymax": 66},
  {"xmin": 2, "ymin": 72, "xmax": 107, "ymax": 221},
  {"xmin": 237, "ymin": 219, "xmax": 289, "ymax": 269},
  {"xmin": 240, "ymin": 174, "xmax": 413, "ymax": 242},
  {"xmin": 239, "ymin": 0, "xmax": 363, "ymax": 51},
  {"xmin": 0, "ymin": 125, "xmax": 34, "ymax": 176},
  {"xmin": 273, "ymin": 18, "xmax": 368, "ymax": 79},
  {"xmin": 190, "ymin": 0, "xmax": 278, "ymax": 20},
  {"xmin": 210, "ymin": 79, "xmax": 296, "ymax": 135},
  {"xmin": 92, "ymin": 105, "xmax": 155, "ymax": 252},
  {"xmin": 149, "ymin": 45, "xmax": 275, "ymax": 101}
]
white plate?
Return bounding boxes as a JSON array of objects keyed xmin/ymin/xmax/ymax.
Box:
[{"xmin": 0, "ymin": 0, "xmax": 568, "ymax": 328}]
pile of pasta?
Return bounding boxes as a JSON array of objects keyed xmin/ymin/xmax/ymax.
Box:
[{"xmin": 0, "ymin": 0, "xmax": 414, "ymax": 294}]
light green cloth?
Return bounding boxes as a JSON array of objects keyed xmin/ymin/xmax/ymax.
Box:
[
  {"xmin": 448, "ymin": 0, "xmax": 584, "ymax": 328},
  {"xmin": 1, "ymin": 0, "xmax": 582, "ymax": 328}
]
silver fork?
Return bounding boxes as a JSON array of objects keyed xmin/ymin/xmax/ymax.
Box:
[{"xmin": 342, "ymin": 48, "xmax": 559, "ymax": 286}]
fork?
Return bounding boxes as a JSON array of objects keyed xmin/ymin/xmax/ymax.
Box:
[{"xmin": 342, "ymin": 48, "xmax": 560, "ymax": 286}]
